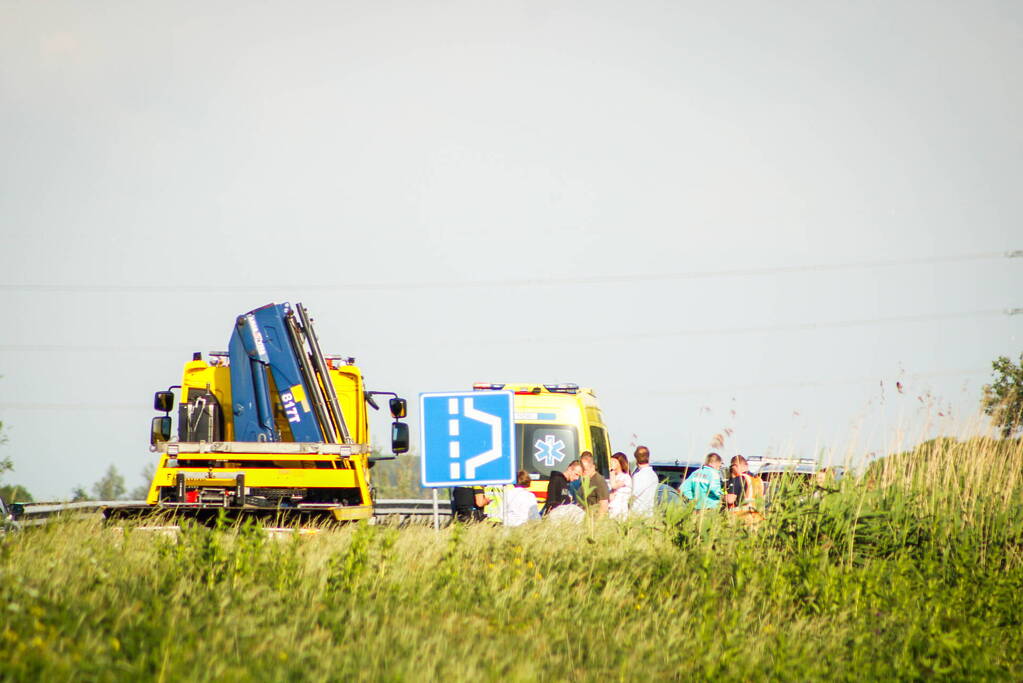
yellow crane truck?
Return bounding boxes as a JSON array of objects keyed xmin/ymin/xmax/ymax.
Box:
[{"xmin": 104, "ymin": 302, "xmax": 408, "ymax": 525}]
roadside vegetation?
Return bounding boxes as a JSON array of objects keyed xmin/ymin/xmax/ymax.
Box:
[
  {"xmin": 983, "ymin": 352, "xmax": 1023, "ymax": 438},
  {"xmin": 0, "ymin": 415, "xmax": 33, "ymax": 503},
  {"xmin": 371, "ymin": 451, "xmax": 428, "ymax": 499},
  {"xmin": 2, "ymin": 436, "xmax": 1022, "ymax": 681}
]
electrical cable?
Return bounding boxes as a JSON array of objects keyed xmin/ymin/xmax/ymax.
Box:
[
  {"xmin": 0, "ymin": 307, "xmax": 1018, "ymax": 354},
  {"xmin": 635, "ymin": 367, "xmax": 989, "ymax": 396},
  {"xmin": 0, "ymin": 250, "xmax": 1017, "ymax": 294},
  {"xmin": 0, "ymin": 368, "xmax": 990, "ymax": 411}
]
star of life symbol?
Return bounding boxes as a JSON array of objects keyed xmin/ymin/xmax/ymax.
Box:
[{"xmin": 534, "ymin": 434, "xmax": 566, "ymax": 467}]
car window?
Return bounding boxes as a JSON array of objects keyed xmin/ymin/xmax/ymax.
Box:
[
  {"xmin": 652, "ymin": 465, "xmax": 700, "ymax": 488},
  {"xmin": 589, "ymin": 426, "xmax": 610, "ymax": 477}
]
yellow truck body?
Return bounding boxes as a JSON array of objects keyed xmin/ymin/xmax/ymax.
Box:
[{"xmin": 141, "ymin": 355, "xmax": 378, "ymax": 522}]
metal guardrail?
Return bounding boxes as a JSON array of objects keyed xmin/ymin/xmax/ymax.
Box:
[
  {"xmin": 8, "ymin": 499, "xmax": 450, "ymax": 526},
  {"xmin": 372, "ymin": 498, "xmax": 452, "ymax": 526},
  {"xmin": 373, "ymin": 499, "xmax": 449, "ymax": 515},
  {"xmin": 15, "ymin": 500, "xmax": 139, "ymax": 516},
  {"xmin": 8, "ymin": 500, "xmax": 140, "ymax": 527}
]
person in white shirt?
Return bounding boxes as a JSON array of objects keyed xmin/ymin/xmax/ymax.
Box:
[
  {"xmin": 630, "ymin": 446, "xmax": 659, "ymax": 517},
  {"xmin": 504, "ymin": 470, "xmax": 541, "ymax": 527},
  {"xmin": 608, "ymin": 452, "xmax": 633, "ymax": 519}
]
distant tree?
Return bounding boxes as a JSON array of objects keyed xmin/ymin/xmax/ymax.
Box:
[
  {"xmin": 0, "ymin": 415, "xmax": 32, "ymax": 503},
  {"xmin": 1, "ymin": 383, "xmax": 8, "ymax": 454},
  {"xmin": 1, "ymin": 414, "xmax": 9, "ymax": 476},
  {"xmin": 0, "ymin": 484, "xmax": 33, "ymax": 503},
  {"xmin": 91, "ymin": 465, "xmax": 127, "ymax": 501},
  {"xmin": 129, "ymin": 463, "xmax": 157, "ymax": 500},
  {"xmin": 982, "ymin": 353, "xmax": 1023, "ymax": 438},
  {"xmin": 70, "ymin": 486, "xmax": 91, "ymax": 502},
  {"xmin": 369, "ymin": 448, "xmax": 425, "ymax": 499}
]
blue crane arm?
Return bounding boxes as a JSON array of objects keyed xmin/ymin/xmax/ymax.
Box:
[{"xmin": 228, "ymin": 302, "xmax": 328, "ymax": 442}]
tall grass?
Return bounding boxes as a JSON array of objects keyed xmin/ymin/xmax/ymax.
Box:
[{"xmin": 2, "ymin": 437, "xmax": 1021, "ymax": 681}]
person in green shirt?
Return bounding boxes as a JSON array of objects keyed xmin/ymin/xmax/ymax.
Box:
[{"xmin": 681, "ymin": 452, "xmax": 723, "ymax": 510}]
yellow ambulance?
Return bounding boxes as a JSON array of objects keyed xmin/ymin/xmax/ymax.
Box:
[{"xmin": 472, "ymin": 382, "xmax": 613, "ymax": 505}]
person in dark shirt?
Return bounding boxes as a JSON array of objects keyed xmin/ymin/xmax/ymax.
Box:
[
  {"xmin": 725, "ymin": 455, "xmax": 749, "ymax": 509},
  {"xmin": 450, "ymin": 486, "xmax": 485, "ymax": 522},
  {"xmin": 566, "ymin": 459, "xmax": 583, "ymax": 503},
  {"xmin": 541, "ymin": 460, "xmax": 582, "ymax": 516},
  {"xmin": 725, "ymin": 454, "xmax": 762, "ymax": 513}
]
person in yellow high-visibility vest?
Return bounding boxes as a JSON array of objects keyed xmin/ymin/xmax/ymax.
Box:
[
  {"xmin": 725, "ymin": 455, "xmax": 764, "ymax": 521},
  {"xmin": 481, "ymin": 485, "xmax": 505, "ymax": 523}
]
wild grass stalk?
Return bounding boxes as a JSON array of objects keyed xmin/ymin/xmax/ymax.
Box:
[{"xmin": 1, "ymin": 436, "xmax": 1021, "ymax": 680}]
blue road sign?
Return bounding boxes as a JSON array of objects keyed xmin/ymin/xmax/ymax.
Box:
[{"xmin": 420, "ymin": 391, "xmax": 516, "ymax": 488}]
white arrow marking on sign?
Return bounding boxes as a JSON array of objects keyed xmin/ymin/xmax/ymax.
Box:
[
  {"xmin": 462, "ymin": 398, "xmax": 502, "ymax": 478},
  {"xmin": 449, "ymin": 398, "xmax": 461, "ymax": 479}
]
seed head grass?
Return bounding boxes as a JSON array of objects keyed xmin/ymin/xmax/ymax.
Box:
[{"xmin": 2, "ymin": 436, "xmax": 1022, "ymax": 681}]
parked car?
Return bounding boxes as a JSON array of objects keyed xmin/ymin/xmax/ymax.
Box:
[
  {"xmin": 747, "ymin": 457, "xmax": 843, "ymax": 506},
  {"xmin": 749, "ymin": 457, "xmax": 819, "ymax": 481},
  {"xmin": 655, "ymin": 482, "xmax": 683, "ymax": 508},
  {"xmin": 649, "ymin": 460, "xmax": 706, "ymax": 490}
]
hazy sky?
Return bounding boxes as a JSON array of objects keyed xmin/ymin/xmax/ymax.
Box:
[{"xmin": 1, "ymin": 1, "xmax": 1021, "ymax": 500}]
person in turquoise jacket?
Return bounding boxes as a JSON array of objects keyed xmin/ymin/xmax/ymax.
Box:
[{"xmin": 681, "ymin": 453, "xmax": 724, "ymax": 510}]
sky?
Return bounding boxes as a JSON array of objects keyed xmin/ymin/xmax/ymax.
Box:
[{"xmin": 1, "ymin": 1, "xmax": 1021, "ymax": 500}]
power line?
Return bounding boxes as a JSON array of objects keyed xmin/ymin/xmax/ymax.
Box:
[
  {"xmin": 0, "ymin": 344, "xmax": 187, "ymax": 354},
  {"xmin": 0, "ymin": 308, "xmax": 1017, "ymax": 354},
  {"xmin": 0, "ymin": 250, "xmax": 1017, "ymax": 294},
  {"xmin": 0, "ymin": 368, "xmax": 989, "ymax": 412},
  {"xmin": 459, "ymin": 308, "xmax": 1015, "ymax": 346},
  {"xmin": 0, "ymin": 402, "xmax": 143, "ymax": 412},
  {"xmin": 637, "ymin": 368, "xmax": 988, "ymax": 396}
]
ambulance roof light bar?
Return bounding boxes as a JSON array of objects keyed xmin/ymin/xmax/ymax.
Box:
[{"xmin": 474, "ymin": 382, "xmax": 579, "ymax": 394}]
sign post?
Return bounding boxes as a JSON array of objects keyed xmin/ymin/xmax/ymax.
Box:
[
  {"xmin": 431, "ymin": 489, "xmax": 439, "ymax": 530},
  {"xmin": 420, "ymin": 391, "xmax": 516, "ymax": 524}
]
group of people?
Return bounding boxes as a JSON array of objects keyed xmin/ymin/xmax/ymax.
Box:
[
  {"xmin": 678, "ymin": 452, "xmax": 764, "ymax": 517},
  {"xmin": 451, "ymin": 447, "xmax": 764, "ymax": 527}
]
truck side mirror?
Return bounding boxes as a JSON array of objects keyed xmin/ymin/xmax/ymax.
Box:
[
  {"xmin": 151, "ymin": 416, "xmax": 172, "ymax": 445},
  {"xmin": 391, "ymin": 421, "xmax": 409, "ymax": 454},
  {"xmin": 389, "ymin": 397, "xmax": 407, "ymax": 419},
  {"xmin": 154, "ymin": 391, "xmax": 175, "ymax": 413}
]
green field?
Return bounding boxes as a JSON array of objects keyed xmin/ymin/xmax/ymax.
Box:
[{"xmin": 2, "ymin": 438, "xmax": 1022, "ymax": 681}]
